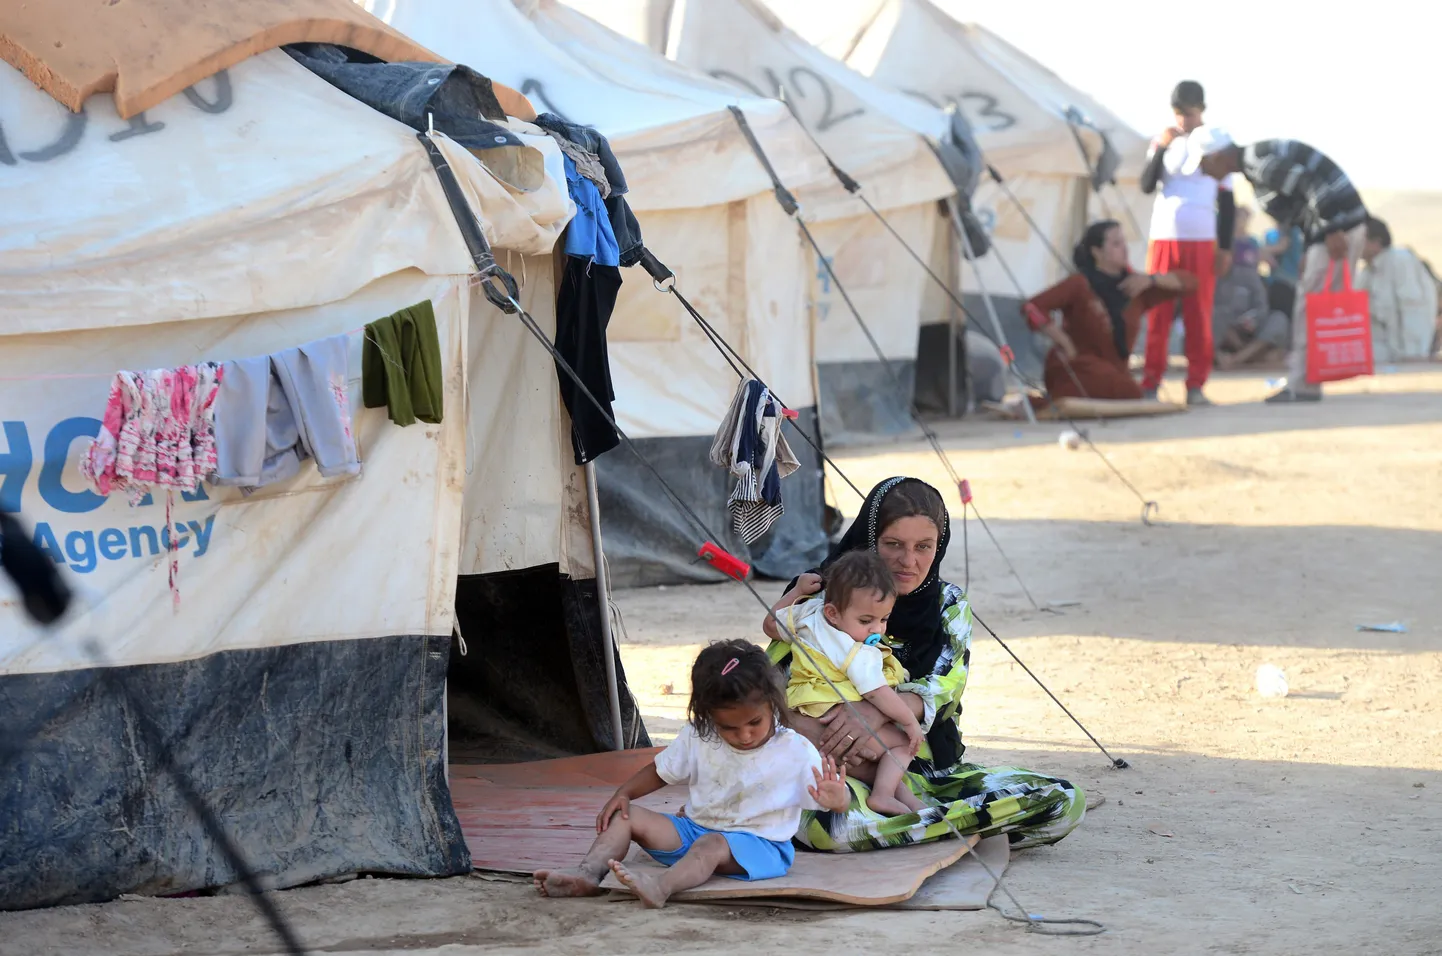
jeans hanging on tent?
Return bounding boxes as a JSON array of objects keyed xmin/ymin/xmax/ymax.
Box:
[{"xmin": 555, "ymin": 256, "xmax": 622, "ymax": 465}]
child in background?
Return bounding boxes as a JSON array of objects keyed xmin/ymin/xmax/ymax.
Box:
[
  {"xmin": 777, "ymin": 550, "xmax": 926, "ymax": 817},
  {"xmin": 533, "ymin": 639, "xmax": 848, "ymax": 909}
]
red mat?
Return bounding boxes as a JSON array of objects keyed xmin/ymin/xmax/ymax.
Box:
[
  {"xmin": 451, "ymin": 749, "xmax": 674, "ymax": 874},
  {"xmin": 451, "ymin": 750, "xmax": 981, "ymax": 906}
]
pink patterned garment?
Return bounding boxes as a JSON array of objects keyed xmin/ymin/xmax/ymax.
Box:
[{"xmin": 81, "ymin": 362, "xmax": 224, "ymax": 502}]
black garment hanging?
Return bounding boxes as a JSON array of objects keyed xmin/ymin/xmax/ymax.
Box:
[{"xmin": 555, "ymin": 257, "xmax": 622, "ymax": 465}]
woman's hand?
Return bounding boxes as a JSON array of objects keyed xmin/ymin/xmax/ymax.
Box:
[
  {"xmin": 818, "ymin": 701, "xmax": 889, "ymax": 765},
  {"xmin": 596, "ymin": 792, "xmax": 630, "ymax": 833},
  {"xmin": 1157, "ymin": 126, "xmax": 1184, "ymax": 148},
  {"xmin": 1044, "ymin": 326, "xmax": 1078, "ymax": 361},
  {"xmin": 1119, "ymin": 273, "xmax": 1153, "ymax": 298},
  {"xmin": 763, "ymin": 572, "xmax": 822, "ymax": 640},
  {"xmin": 807, "ymin": 756, "xmax": 851, "ymax": 813}
]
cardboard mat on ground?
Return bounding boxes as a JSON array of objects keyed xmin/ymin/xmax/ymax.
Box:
[{"xmin": 453, "ymin": 751, "xmax": 1004, "ymax": 908}]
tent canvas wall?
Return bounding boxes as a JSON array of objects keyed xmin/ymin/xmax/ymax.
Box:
[
  {"xmin": 0, "ymin": 8, "xmax": 643, "ymax": 907},
  {"xmin": 586, "ymin": 0, "xmax": 961, "ymax": 445},
  {"xmin": 365, "ymin": 0, "xmax": 835, "ymax": 586},
  {"xmin": 836, "ymin": 0, "xmax": 1149, "ymax": 383}
]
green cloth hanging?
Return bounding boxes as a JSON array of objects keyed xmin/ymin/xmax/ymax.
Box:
[{"xmin": 363, "ymin": 300, "xmax": 444, "ymax": 427}]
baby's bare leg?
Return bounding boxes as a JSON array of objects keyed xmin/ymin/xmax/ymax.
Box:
[{"xmin": 864, "ymin": 748, "xmax": 924, "ymax": 817}]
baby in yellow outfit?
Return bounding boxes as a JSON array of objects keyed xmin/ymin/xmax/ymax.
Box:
[{"xmin": 778, "ymin": 551, "xmax": 925, "ymax": 817}]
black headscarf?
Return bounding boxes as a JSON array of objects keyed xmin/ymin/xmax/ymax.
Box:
[
  {"xmin": 785, "ymin": 476, "xmax": 961, "ymax": 769},
  {"xmin": 1082, "ymin": 264, "xmax": 1133, "ymax": 362}
]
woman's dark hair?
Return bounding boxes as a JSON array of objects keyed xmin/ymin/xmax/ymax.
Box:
[
  {"xmin": 875, "ymin": 479, "xmax": 946, "ymax": 543},
  {"xmin": 823, "ymin": 550, "xmax": 897, "ymax": 614},
  {"xmin": 1073, "ymin": 219, "xmax": 1121, "ymax": 273},
  {"xmin": 688, "ymin": 639, "xmax": 789, "ymax": 740}
]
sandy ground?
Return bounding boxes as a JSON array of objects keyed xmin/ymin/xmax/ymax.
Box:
[{"xmin": 5, "ymin": 367, "xmax": 1442, "ymax": 955}]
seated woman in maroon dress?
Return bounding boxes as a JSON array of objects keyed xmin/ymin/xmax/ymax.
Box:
[{"xmin": 1025, "ymin": 220, "xmax": 1198, "ymax": 401}]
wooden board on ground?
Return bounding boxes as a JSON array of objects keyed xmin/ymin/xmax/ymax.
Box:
[
  {"xmin": 454, "ymin": 750, "xmax": 982, "ymax": 907},
  {"xmin": 696, "ymin": 834, "xmax": 1009, "ymax": 911},
  {"xmin": 1042, "ymin": 396, "xmax": 1188, "ymax": 419},
  {"xmin": 600, "ymin": 834, "xmax": 978, "ymax": 906}
]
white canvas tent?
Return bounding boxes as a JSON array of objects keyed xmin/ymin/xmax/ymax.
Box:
[
  {"xmin": 834, "ymin": 0, "xmax": 1150, "ymax": 379},
  {"xmin": 568, "ymin": 0, "xmax": 966, "ymax": 443},
  {"xmin": 0, "ymin": 10, "xmax": 645, "ymax": 907},
  {"xmin": 364, "ymin": 0, "xmax": 837, "ymax": 584}
]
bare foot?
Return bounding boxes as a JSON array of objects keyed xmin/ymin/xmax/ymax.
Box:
[
  {"xmin": 898, "ymin": 788, "xmax": 926, "ymax": 814},
  {"xmin": 608, "ymin": 859, "xmax": 669, "ymax": 909},
  {"xmin": 865, "ymin": 794, "xmax": 917, "ymax": 817},
  {"xmin": 533, "ymin": 867, "xmax": 603, "ymax": 898}
]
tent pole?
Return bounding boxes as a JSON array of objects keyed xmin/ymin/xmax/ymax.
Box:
[
  {"xmin": 948, "ymin": 198, "xmax": 1037, "ymax": 425},
  {"xmin": 584, "ymin": 460, "xmax": 626, "ymax": 751},
  {"xmin": 947, "ymin": 206, "xmax": 960, "ymax": 419}
]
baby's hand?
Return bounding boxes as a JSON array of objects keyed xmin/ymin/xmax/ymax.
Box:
[{"xmin": 904, "ymin": 722, "xmax": 925, "ymax": 758}]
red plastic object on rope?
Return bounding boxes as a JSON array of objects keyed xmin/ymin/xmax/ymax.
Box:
[
  {"xmin": 781, "ymin": 407, "xmax": 799, "ymax": 420},
  {"xmin": 699, "ymin": 542, "xmax": 751, "ymax": 581},
  {"xmin": 958, "ymin": 479, "xmax": 973, "ymax": 505},
  {"xmin": 998, "ymin": 345, "xmax": 1015, "ymax": 366}
]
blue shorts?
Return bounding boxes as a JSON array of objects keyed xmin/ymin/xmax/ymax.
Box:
[{"xmin": 644, "ymin": 814, "xmax": 795, "ymax": 881}]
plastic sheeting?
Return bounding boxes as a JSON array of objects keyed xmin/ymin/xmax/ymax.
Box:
[
  {"xmin": 0, "ymin": 273, "xmax": 468, "ymax": 674},
  {"xmin": 620, "ymin": 0, "xmax": 955, "ymax": 221},
  {"xmin": 607, "ymin": 197, "xmax": 813, "ymax": 439},
  {"xmin": 0, "ymin": 634, "xmax": 469, "ymax": 910},
  {"xmin": 0, "ymin": 51, "xmax": 567, "ymax": 334},
  {"xmin": 361, "ymin": 0, "xmax": 831, "ymax": 212},
  {"xmin": 460, "ymin": 256, "xmax": 595, "ymax": 580}
]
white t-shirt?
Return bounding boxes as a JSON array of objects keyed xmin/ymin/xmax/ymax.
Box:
[
  {"xmin": 1148, "ymin": 136, "xmax": 1234, "ymax": 242},
  {"xmin": 653, "ymin": 723, "xmax": 824, "ymax": 842},
  {"xmin": 790, "ymin": 597, "xmax": 889, "ymax": 695}
]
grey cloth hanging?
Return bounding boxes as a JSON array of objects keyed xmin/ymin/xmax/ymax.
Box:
[{"xmin": 710, "ymin": 379, "xmax": 799, "ymax": 543}]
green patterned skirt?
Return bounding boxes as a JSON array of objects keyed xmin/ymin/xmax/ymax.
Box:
[{"xmin": 796, "ymin": 763, "xmax": 1086, "ymax": 852}]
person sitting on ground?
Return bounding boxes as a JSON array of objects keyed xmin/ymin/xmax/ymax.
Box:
[
  {"xmin": 1213, "ymin": 207, "xmax": 1290, "ymax": 370},
  {"xmin": 1261, "ymin": 223, "xmax": 1305, "ymax": 288},
  {"xmin": 533, "ymin": 639, "xmax": 848, "ymax": 909},
  {"xmin": 1357, "ymin": 216, "xmax": 1439, "ymax": 363},
  {"xmin": 764, "ymin": 476, "xmax": 1086, "ymax": 851},
  {"xmin": 773, "ymin": 550, "xmax": 925, "ymax": 818},
  {"xmin": 1189, "ymin": 128, "xmax": 1369, "ymax": 403},
  {"xmin": 1020, "ymin": 220, "xmax": 1196, "ymax": 404}
]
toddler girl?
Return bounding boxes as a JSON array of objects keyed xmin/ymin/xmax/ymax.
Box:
[
  {"xmin": 778, "ymin": 550, "xmax": 925, "ymax": 817},
  {"xmin": 533, "ymin": 639, "xmax": 848, "ymax": 908}
]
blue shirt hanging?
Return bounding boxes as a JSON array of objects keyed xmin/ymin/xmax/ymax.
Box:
[{"xmin": 562, "ymin": 155, "xmax": 620, "ymax": 267}]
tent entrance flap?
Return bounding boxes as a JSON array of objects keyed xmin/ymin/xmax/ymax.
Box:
[{"xmin": 447, "ymin": 565, "xmax": 650, "ymax": 764}]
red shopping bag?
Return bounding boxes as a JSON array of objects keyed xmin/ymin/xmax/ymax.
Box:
[{"xmin": 1305, "ymin": 262, "xmax": 1372, "ymax": 384}]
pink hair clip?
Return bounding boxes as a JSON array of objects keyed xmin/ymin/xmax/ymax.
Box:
[{"xmin": 721, "ymin": 658, "xmax": 740, "ymax": 676}]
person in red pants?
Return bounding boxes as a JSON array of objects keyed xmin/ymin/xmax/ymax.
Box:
[{"xmin": 1138, "ymin": 81, "xmax": 1235, "ymax": 406}]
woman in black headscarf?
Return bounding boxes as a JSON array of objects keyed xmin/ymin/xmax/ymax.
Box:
[
  {"xmin": 763, "ymin": 477, "xmax": 1085, "ymax": 851},
  {"xmin": 1023, "ymin": 219, "xmax": 1196, "ymax": 403}
]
